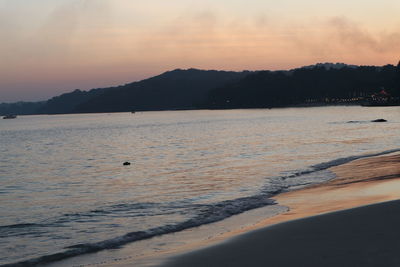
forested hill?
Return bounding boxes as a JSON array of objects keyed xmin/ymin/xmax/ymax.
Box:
[
  {"xmin": 0, "ymin": 69, "xmax": 248, "ymax": 115},
  {"xmin": 37, "ymin": 87, "xmax": 111, "ymax": 114},
  {"xmin": 1, "ymin": 63, "xmax": 399, "ymax": 115},
  {"xmin": 201, "ymin": 63, "xmax": 400, "ymax": 109},
  {"xmin": 73, "ymin": 69, "xmax": 249, "ymax": 113}
]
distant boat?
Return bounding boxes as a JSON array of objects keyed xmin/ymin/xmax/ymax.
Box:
[{"xmin": 3, "ymin": 114, "xmax": 17, "ymax": 119}]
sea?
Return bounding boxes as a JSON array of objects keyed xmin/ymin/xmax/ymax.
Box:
[{"xmin": 0, "ymin": 106, "xmax": 399, "ymax": 266}]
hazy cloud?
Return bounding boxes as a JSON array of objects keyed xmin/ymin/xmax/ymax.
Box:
[
  {"xmin": 132, "ymin": 11, "xmax": 400, "ymax": 70},
  {"xmin": 328, "ymin": 16, "xmax": 382, "ymax": 52},
  {"xmin": 282, "ymin": 16, "xmax": 400, "ymax": 63},
  {"xmin": 0, "ymin": 0, "xmax": 113, "ymax": 64}
]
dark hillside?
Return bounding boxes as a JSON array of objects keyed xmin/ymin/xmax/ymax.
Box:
[
  {"xmin": 203, "ymin": 64, "xmax": 399, "ymax": 109},
  {"xmin": 74, "ymin": 69, "xmax": 249, "ymax": 113},
  {"xmin": 37, "ymin": 88, "xmax": 111, "ymax": 114}
]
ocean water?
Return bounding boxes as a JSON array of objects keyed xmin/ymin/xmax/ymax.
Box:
[{"xmin": 0, "ymin": 106, "xmax": 399, "ymax": 266}]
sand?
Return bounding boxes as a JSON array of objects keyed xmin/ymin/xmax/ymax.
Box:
[
  {"xmin": 161, "ymin": 152, "xmax": 400, "ymax": 267},
  {"xmin": 162, "ymin": 200, "xmax": 400, "ymax": 267}
]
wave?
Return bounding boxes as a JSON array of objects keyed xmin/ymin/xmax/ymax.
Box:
[
  {"xmin": 0, "ymin": 223, "xmax": 40, "ymax": 229},
  {"xmin": 311, "ymin": 148, "xmax": 400, "ymax": 171},
  {"xmin": 0, "ymin": 223, "xmax": 63, "ymax": 239},
  {"xmin": 273, "ymin": 148, "xmax": 400, "ymax": 181},
  {"xmin": 2, "ymin": 196, "xmax": 277, "ymax": 267},
  {"xmin": 3, "ymin": 148, "xmax": 399, "ymax": 267}
]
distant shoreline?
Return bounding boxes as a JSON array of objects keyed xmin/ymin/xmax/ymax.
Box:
[{"xmin": 3, "ymin": 102, "xmax": 398, "ymax": 118}]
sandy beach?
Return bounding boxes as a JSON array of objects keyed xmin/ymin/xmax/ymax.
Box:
[{"xmin": 161, "ymin": 152, "xmax": 400, "ymax": 267}]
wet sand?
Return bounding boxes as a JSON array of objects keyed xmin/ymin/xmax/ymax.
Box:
[{"xmin": 161, "ymin": 152, "xmax": 400, "ymax": 267}]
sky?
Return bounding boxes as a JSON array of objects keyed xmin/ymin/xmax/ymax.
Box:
[{"xmin": 1, "ymin": 0, "xmax": 400, "ymax": 102}]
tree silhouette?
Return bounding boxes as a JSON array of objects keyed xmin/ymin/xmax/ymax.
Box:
[{"xmin": 204, "ymin": 64, "xmax": 399, "ymax": 108}]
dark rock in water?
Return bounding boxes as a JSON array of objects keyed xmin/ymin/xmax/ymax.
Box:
[
  {"xmin": 123, "ymin": 162, "xmax": 131, "ymax": 166},
  {"xmin": 371, "ymin": 119, "xmax": 387, "ymax": 122}
]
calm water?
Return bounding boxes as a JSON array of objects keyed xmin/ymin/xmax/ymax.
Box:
[{"xmin": 0, "ymin": 106, "xmax": 399, "ymax": 266}]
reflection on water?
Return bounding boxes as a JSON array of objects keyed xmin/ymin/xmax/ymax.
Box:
[{"xmin": 0, "ymin": 106, "xmax": 399, "ymax": 265}]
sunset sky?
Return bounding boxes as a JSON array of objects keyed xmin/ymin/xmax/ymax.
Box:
[{"xmin": 1, "ymin": 0, "xmax": 400, "ymax": 102}]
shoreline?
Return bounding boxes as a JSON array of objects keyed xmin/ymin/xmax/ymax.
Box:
[
  {"xmin": 251, "ymin": 151, "xmax": 400, "ymax": 228},
  {"xmin": 160, "ymin": 152, "xmax": 400, "ymax": 267},
  {"xmin": 45, "ymin": 151, "xmax": 400, "ymax": 267}
]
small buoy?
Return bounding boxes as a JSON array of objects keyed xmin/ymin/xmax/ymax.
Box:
[{"xmin": 123, "ymin": 162, "xmax": 131, "ymax": 166}]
